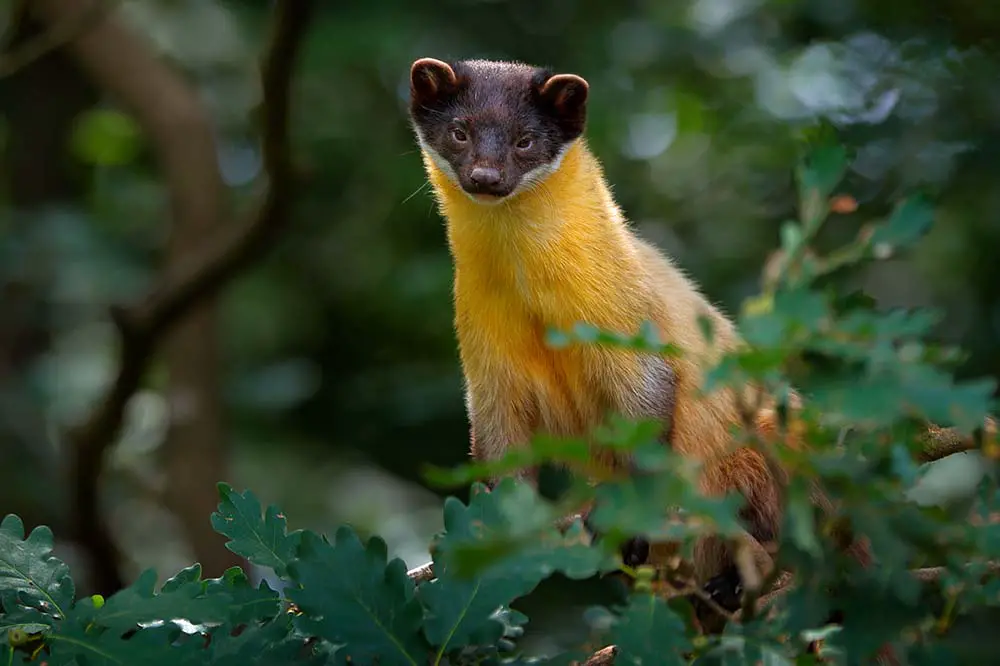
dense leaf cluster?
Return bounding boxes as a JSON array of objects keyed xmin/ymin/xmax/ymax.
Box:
[{"xmin": 2, "ymin": 140, "xmax": 999, "ymax": 664}]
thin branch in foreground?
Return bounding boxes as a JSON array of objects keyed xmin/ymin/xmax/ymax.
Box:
[{"xmin": 27, "ymin": 0, "xmax": 316, "ymax": 593}]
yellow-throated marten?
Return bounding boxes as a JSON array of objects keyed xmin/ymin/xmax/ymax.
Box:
[
  {"xmin": 408, "ymin": 56, "xmax": 778, "ymax": 579},
  {"xmin": 406, "ymin": 57, "xmax": 991, "ymax": 635}
]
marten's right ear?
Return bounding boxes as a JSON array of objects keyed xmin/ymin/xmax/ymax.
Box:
[
  {"xmin": 410, "ymin": 58, "xmax": 459, "ymax": 107},
  {"xmin": 533, "ymin": 72, "xmax": 589, "ymax": 139}
]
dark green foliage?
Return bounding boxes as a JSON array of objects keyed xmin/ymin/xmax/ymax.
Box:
[
  {"xmin": 287, "ymin": 529, "xmax": 427, "ymax": 665},
  {"xmin": 211, "ymin": 481, "xmax": 303, "ymax": 578},
  {"xmin": 2, "ymin": 141, "xmax": 999, "ymax": 664},
  {"xmin": 593, "ymin": 593, "xmax": 693, "ymax": 665},
  {"xmin": 420, "ymin": 480, "xmax": 617, "ymax": 654},
  {"xmin": 0, "ymin": 515, "xmax": 75, "ymax": 623}
]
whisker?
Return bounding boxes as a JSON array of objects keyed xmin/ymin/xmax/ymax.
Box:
[{"xmin": 401, "ymin": 180, "xmax": 431, "ymax": 205}]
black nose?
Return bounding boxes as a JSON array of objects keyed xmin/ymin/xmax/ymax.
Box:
[{"xmin": 469, "ymin": 166, "xmax": 502, "ymax": 189}]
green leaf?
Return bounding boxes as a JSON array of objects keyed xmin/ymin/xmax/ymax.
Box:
[
  {"xmin": 420, "ymin": 481, "xmax": 614, "ymax": 655},
  {"xmin": 208, "ymin": 615, "xmax": 329, "ymax": 666},
  {"xmin": 697, "ymin": 313, "xmax": 715, "ymax": 344},
  {"xmin": 210, "ymin": 483, "xmax": 302, "ymax": 578},
  {"xmin": 780, "ymin": 220, "xmax": 804, "ymax": 253},
  {"xmin": 823, "ymin": 583, "xmax": 925, "ymax": 659},
  {"xmin": 287, "ymin": 527, "xmax": 428, "ymax": 666},
  {"xmin": 898, "ymin": 371, "xmax": 995, "ymax": 434},
  {"xmin": 786, "ymin": 479, "xmax": 821, "ymax": 556},
  {"xmin": 736, "ymin": 286, "xmax": 831, "ymax": 351},
  {"xmin": 606, "ymin": 594, "xmax": 692, "ymax": 665},
  {"xmin": 592, "ymin": 416, "xmax": 664, "ymax": 454},
  {"xmin": 585, "ymin": 457, "xmax": 745, "ymax": 547},
  {"xmin": 807, "ymin": 367, "xmax": 995, "ymax": 432},
  {"xmin": 545, "ymin": 328, "xmax": 572, "ymax": 349},
  {"xmin": 705, "ymin": 633, "xmax": 794, "ymax": 665},
  {"xmin": 83, "ymin": 565, "xmax": 241, "ymax": 635},
  {"xmin": 773, "ymin": 287, "xmax": 831, "ymax": 332},
  {"xmin": 905, "ymin": 451, "xmax": 993, "ymax": 512},
  {"xmin": 47, "ymin": 619, "xmax": 205, "ymax": 666},
  {"xmin": 571, "ymin": 322, "xmax": 600, "ymax": 343},
  {"xmin": 71, "ymin": 108, "xmax": 143, "ymax": 166},
  {"xmin": 869, "ymin": 196, "xmax": 935, "ymax": 250},
  {"xmin": 798, "ymin": 143, "xmax": 848, "ymax": 200},
  {"xmin": 0, "ymin": 514, "xmax": 74, "ymax": 624},
  {"xmin": 438, "ymin": 480, "xmax": 617, "ymax": 577},
  {"xmin": 890, "ymin": 442, "xmax": 921, "ymax": 487},
  {"xmin": 545, "ymin": 322, "xmax": 679, "ymax": 356},
  {"xmin": 914, "ymin": 608, "xmax": 1000, "ymax": 663},
  {"xmin": 204, "ymin": 567, "xmax": 282, "ymax": 625},
  {"xmin": 418, "ymin": 578, "xmax": 506, "ymax": 655},
  {"xmin": 424, "ymin": 433, "xmax": 591, "ymax": 487}
]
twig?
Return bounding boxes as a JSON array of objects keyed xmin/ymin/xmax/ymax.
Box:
[
  {"xmin": 407, "ymin": 562, "xmax": 435, "ymax": 584},
  {"xmin": 0, "ymin": 0, "xmax": 120, "ymax": 77},
  {"xmin": 580, "ymin": 646, "xmax": 617, "ymax": 666},
  {"xmin": 25, "ymin": 0, "xmax": 317, "ymax": 593}
]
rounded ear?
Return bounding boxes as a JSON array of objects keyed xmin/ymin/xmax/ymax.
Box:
[
  {"xmin": 537, "ymin": 73, "xmax": 589, "ymax": 119},
  {"xmin": 410, "ymin": 58, "xmax": 458, "ymax": 105}
]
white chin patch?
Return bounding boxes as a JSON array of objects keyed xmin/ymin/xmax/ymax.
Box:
[
  {"xmin": 508, "ymin": 142, "xmax": 572, "ymax": 198},
  {"xmin": 467, "ymin": 193, "xmax": 509, "ymax": 206}
]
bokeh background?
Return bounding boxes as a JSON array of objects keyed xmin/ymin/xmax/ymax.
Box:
[{"xmin": 2, "ymin": 0, "xmax": 999, "ymax": 595}]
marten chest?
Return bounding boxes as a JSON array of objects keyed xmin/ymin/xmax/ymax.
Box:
[{"xmin": 456, "ymin": 286, "xmax": 654, "ymax": 439}]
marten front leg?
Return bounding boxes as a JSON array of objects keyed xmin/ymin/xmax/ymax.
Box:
[
  {"xmin": 465, "ymin": 383, "xmax": 540, "ymax": 488},
  {"xmin": 583, "ymin": 352, "xmax": 677, "ymax": 567},
  {"xmin": 690, "ymin": 447, "xmax": 785, "ymax": 627}
]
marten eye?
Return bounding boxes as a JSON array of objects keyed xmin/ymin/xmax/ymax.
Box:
[
  {"xmin": 450, "ymin": 127, "xmax": 468, "ymax": 143},
  {"xmin": 515, "ymin": 136, "xmax": 534, "ymax": 150}
]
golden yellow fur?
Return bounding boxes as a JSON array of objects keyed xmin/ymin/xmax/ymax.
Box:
[{"xmin": 430, "ymin": 143, "xmax": 736, "ymax": 440}]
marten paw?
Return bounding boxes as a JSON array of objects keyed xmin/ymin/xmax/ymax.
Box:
[
  {"xmin": 700, "ymin": 565, "xmax": 744, "ymax": 613},
  {"xmin": 620, "ymin": 536, "xmax": 650, "ymax": 567}
]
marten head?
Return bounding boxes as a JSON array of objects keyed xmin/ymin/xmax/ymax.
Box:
[{"xmin": 408, "ymin": 58, "xmax": 589, "ymax": 203}]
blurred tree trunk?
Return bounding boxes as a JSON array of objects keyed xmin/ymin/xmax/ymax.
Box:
[
  {"xmin": 20, "ymin": 0, "xmax": 245, "ymax": 587},
  {"xmin": 161, "ymin": 263, "xmax": 241, "ymax": 577},
  {"xmin": 158, "ymin": 106, "xmax": 239, "ymax": 572},
  {"xmin": 155, "ymin": 82, "xmax": 242, "ymax": 579},
  {"xmin": 0, "ymin": 2, "xmax": 97, "ymax": 539}
]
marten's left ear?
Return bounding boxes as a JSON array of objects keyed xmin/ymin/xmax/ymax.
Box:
[{"xmin": 534, "ymin": 73, "xmax": 589, "ymax": 138}]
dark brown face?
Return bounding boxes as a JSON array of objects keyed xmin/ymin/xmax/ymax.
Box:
[{"xmin": 408, "ymin": 58, "xmax": 589, "ymax": 200}]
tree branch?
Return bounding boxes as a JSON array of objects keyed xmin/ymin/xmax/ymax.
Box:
[{"xmin": 25, "ymin": 0, "xmax": 316, "ymax": 594}]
